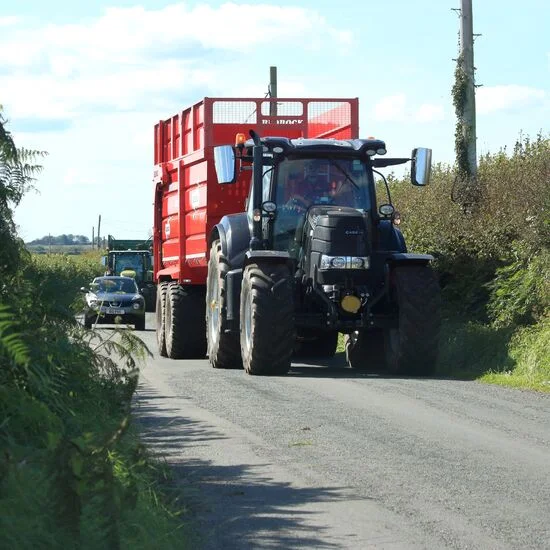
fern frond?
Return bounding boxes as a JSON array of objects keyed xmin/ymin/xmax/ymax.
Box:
[{"xmin": 0, "ymin": 304, "xmax": 30, "ymax": 367}]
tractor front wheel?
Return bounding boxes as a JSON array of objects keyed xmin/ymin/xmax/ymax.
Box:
[
  {"xmin": 384, "ymin": 265, "xmax": 441, "ymax": 376},
  {"xmin": 206, "ymin": 240, "xmax": 242, "ymax": 369},
  {"xmin": 240, "ymin": 262, "xmax": 295, "ymax": 375}
]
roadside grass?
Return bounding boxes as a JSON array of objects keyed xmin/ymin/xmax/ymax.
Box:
[
  {"xmin": 1, "ymin": 425, "xmax": 196, "ymax": 550},
  {"xmin": 1, "ymin": 249, "xmax": 197, "ymax": 550},
  {"xmin": 336, "ymin": 317, "xmax": 550, "ymax": 393},
  {"xmin": 0, "ymin": 325, "xmax": 197, "ymax": 550},
  {"xmin": 93, "ymin": 428, "xmax": 198, "ymax": 550},
  {"xmin": 435, "ymin": 319, "xmax": 514, "ymax": 380},
  {"xmin": 478, "ymin": 316, "xmax": 550, "ymax": 392}
]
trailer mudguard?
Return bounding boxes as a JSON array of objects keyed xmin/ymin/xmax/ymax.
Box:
[{"xmin": 209, "ymin": 213, "xmax": 250, "ymax": 270}]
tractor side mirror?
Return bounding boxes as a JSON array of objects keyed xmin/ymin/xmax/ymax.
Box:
[
  {"xmin": 214, "ymin": 145, "xmax": 237, "ymax": 184},
  {"xmin": 411, "ymin": 148, "xmax": 432, "ymax": 186}
]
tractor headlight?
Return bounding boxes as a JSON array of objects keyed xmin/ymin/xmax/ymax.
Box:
[
  {"xmin": 320, "ymin": 255, "xmax": 370, "ymax": 270},
  {"xmin": 350, "ymin": 257, "xmax": 366, "ymax": 269},
  {"xmin": 329, "ymin": 256, "xmax": 346, "ymax": 269}
]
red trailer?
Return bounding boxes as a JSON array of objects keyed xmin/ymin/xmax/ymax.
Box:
[
  {"xmin": 153, "ymin": 96, "xmax": 359, "ymax": 357},
  {"xmin": 153, "ymin": 97, "xmax": 358, "ymax": 286}
]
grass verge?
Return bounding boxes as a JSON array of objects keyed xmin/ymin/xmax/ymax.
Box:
[{"xmin": 336, "ymin": 317, "xmax": 549, "ymax": 393}]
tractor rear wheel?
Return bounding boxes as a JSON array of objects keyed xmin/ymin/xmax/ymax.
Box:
[
  {"xmin": 206, "ymin": 240, "xmax": 242, "ymax": 369},
  {"xmin": 345, "ymin": 329, "xmax": 385, "ymax": 370},
  {"xmin": 156, "ymin": 281, "xmax": 168, "ymax": 356},
  {"xmin": 240, "ymin": 262, "xmax": 295, "ymax": 375},
  {"xmin": 165, "ymin": 283, "xmax": 207, "ymax": 359},
  {"xmin": 384, "ymin": 265, "xmax": 441, "ymax": 376}
]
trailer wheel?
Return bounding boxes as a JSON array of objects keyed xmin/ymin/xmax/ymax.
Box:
[
  {"xmin": 295, "ymin": 329, "xmax": 338, "ymax": 359},
  {"xmin": 345, "ymin": 329, "xmax": 385, "ymax": 370},
  {"xmin": 385, "ymin": 265, "xmax": 441, "ymax": 376},
  {"xmin": 206, "ymin": 240, "xmax": 242, "ymax": 369},
  {"xmin": 240, "ymin": 262, "xmax": 295, "ymax": 375},
  {"xmin": 144, "ymin": 287, "xmax": 156, "ymax": 313},
  {"xmin": 156, "ymin": 282, "xmax": 169, "ymax": 357},
  {"xmin": 165, "ymin": 283, "xmax": 207, "ymax": 359}
]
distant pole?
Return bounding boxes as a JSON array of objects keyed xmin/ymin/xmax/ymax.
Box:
[
  {"xmin": 49, "ymin": 233, "xmax": 52, "ymax": 255},
  {"xmin": 459, "ymin": 0, "xmax": 477, "ymax": 177},
  {"xmin": 269, "ymin": 66, "xmax": 278, "ymax": 117},
  {"xmin": 97, "ymin": 214, "xmax": 101, "ymax": 249},
  {"xmin": 92, "ymin": 227, "xmax": 95, "ymax": 250}
]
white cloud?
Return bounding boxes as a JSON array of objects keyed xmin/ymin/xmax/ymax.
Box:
[
  {"xmin": 372, "ymin": 95, "xmax": 444, "ymax": 124},
  {"xmin": 476, "ymin": 85, "xmax": 546, "ymax": 114},
  {"xmin": 0, "ymin": 16, "xmax": 19, "ymax": 26},
  {"xmin": 0, "ymin": 3, "xmax": 352, "ymax": 120},
  {"xmin": 373, "ymin": 94, "xmax": 407, "ymax": 122},
  {"xmin": 414, "ymin": 104, "xmax": 444, "ymax": 122}
]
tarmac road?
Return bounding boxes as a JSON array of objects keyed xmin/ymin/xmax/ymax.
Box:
[{"xmin": 132, "ymin": 313, "xmax": 550, "ymax": 549}]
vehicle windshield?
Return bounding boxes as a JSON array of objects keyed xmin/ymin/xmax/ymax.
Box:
[
  {"xmin": 272, "ymin": 157, "xmax": 372, "ymax": 255},
  {"xmin": 93, "ymin": 277, "xmax": 139, "ymax": 294},
  {"xmin": 113, "ymin": 253, "xmax": 144, "ymax": 274},
  {"xmin": 275, "ymin": 157, "xmax": 371, "ymax": 210}
]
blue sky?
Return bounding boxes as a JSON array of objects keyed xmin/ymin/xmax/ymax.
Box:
[{"xmin": 1, "ymin": 0, "xmax": 548, "ymax": 241}]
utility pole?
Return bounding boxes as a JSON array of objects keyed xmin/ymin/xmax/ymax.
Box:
[
  {"xmin": 92, "ymin": 227, "xmax": 95, "ymax": 250},
  {"xmin": 459, "ymin": 0, "xmax": 477, "ymax": 177},
  {"xmin": 269, "ymin": 66, "xmax": 278, "ymax": 117},
  {"xmin": 97, "ymin": 214, "xmax": 101, "ymax": 250}
]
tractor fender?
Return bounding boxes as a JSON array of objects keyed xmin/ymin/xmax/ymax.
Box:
[
  {"xmin": 378, "ymin": 220, "xmax": 407, "ymax": 252},
  {"xmin": 387, "ymin": 253, "xmax": 434, "ymax": 265},
  {"xmin": 243, "ymin": 250, "xmax": 294, "ymax": 268},
  {"xmin": 226, "ymin": 252, "xmax": 295, "ymax": 326},
  {"xmin": 209, "ymin": 213, "xmax": 250, "ymax": 269}
]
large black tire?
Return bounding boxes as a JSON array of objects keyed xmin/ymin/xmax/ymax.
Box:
[
  {"xmin": 84, "ymin": 316, "xmax": 93, "ymax": 329},
  {"xmin": 240, "ymin": 262, "xmax": 295, "ymax": 375},
  {"xmin": 165, "ymin": 283, "xmax": 207, "ymax": 359},
  {"xmin": 156, "ymin": 282, "xmax": 169, "ymax": 356},
  {"xmin": 144, "ymin": 289, "xmax": 156, "ymax": 313},
  {"xmin": 385, "ymin": 265, "xmax": 441, "ymax": 376},
  {"xmin": 345, "ymin": 329, "xmax": 385, "ymax": 370},
  {"xmin": 295, "ymin": 329, "xmax": 338, "ymax": 359},
  {"xmin": 206, "ymin": 241, "xmax": 242, "ymax": 369},
  {"xmin": 134, "ymin": 317, "xmax": 145, "ymax": 331}
]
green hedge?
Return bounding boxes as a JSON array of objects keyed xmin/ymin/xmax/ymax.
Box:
[
  {"xmin": 389, "ymin": 135, "xmax": 549, "ymax": 388},
  {"xmin": 1, "ymin": 254, "xmax": 192, "ymax": 549}
]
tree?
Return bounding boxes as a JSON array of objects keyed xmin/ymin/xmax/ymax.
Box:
[{"xmin": 0, "ymin": 106, "xmax": 46, "ymax": 276}]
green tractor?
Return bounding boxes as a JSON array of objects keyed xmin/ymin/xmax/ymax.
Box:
[{"xmin": 103, "ymin": 235, "xmax": 156, "ymax": 312}]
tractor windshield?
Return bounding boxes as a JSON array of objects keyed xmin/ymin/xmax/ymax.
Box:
[
  {"xmin": 272, "ymin": 157, "xmax": 372, "ymax": 256},
  {"xmin": 114, "ymin": 253, "xmax": 144, "ymax": 276}
]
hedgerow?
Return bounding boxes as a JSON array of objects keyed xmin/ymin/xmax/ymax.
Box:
[
  {"xmin": 1, "ymin": 109, "xmax": 192, "ymax": 549},
  {"xmin": 390, "ymin": 134, "xmax": 549, "ymax": 388}
]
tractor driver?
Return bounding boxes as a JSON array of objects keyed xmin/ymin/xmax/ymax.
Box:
[{"xmin": 285, "ymin": 159, "xmax": 331, "ymax": 211}]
